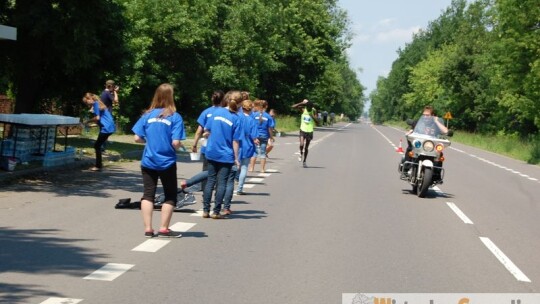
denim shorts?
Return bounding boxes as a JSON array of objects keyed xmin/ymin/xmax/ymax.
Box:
[{"xmin": 253, "ymin": 138, "xmax": 268, "ymax": 159}]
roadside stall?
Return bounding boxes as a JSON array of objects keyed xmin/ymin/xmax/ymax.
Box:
[{"xmin": 0, "ymin": 114, "xmax": 80, "ymax": 170}]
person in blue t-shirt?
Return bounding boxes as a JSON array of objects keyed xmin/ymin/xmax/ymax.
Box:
[
  {"xmin": 266, "ymin": 108, "xmax": 277, "ymax": 157},
  {"xmin": 202, "ymin": 95, "xmax": 241, "ymax": 219},
  {"xmin": 82, "ymin": 93, "xmax": 116, "ymax": 172},
  {"xmin": 236, "ymin": 99, "xmax": 259, "ymax": 195},
  {"xmin": 248, "ymin": 99, "xmax": 275, "ymax": 173},
  {"xmin": 221, "ymin": 91, "xmax": 246, "ymax": 214},
  {"xmin": 191, "ymin": 90, "xmax": 224, "ymax": 190},
  {"xmin": 132, "ymin": 83, "xmax": 186, "ymax": 238}
]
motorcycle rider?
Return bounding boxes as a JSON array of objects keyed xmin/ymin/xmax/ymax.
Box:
[{"xmin": 401, "ymin": 105, "xmax": 448, "ymax": 175}]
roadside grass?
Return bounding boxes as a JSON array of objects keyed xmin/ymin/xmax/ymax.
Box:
[
  {"xmin": 58, "ymin": 135, "xmax": 144, "ymax": 159},
  {"xmin": 60, "ymin": 115, "xmax": 302, "ymax": 159},
  {"xmin": 453, "ymin": 131, "xmax": 540, "ymax": 165},
  {"xmin": 274, "ymin": 115, "xmax": 299, "ymax": 133}
]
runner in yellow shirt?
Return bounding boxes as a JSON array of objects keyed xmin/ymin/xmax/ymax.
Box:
[{"xmin": 292, "ymin": 99, "xmax": 318, "ymax": 167}]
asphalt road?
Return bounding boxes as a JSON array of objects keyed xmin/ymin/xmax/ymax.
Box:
[{"xmin": 1, "ymin": 122, "xmax": 539, "ymax": 304}]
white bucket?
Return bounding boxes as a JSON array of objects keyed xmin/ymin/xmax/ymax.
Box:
[
  {"xmin": 7, "ymin": 159, "xmax": 16, "ymax": 171},
  {"xmin": 190, "ymin": 152, "xmax": 201, "ymax": 161}
]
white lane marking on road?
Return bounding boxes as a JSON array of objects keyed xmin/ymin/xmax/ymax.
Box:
[
  {"xmin": 170, "ymin": 222, "xmax": 196, "ymax": 232},
  {"xmin": 310, "ymin": 132, "xmax": 334, "ymax": 148},
  {"xmin": 449, "ymin": 147, "xmax": 539, "ymax": 184},
  {"xmin": 371, "ymin": 125, "xmax": 400, "ymax": 151},
  {"xmin": 40, "ymin": 298, "xmax": 83, "ymax": 304},
  {"xmin": 479, "ymin": 237, "xmax": 531, "ymax": 283},
  {"xmin": 132, "ymin": 239, "xmax": 171, "ymax": 252},
  {"xmin": 83, "ymin": 263, "xmax": 134, "ymax": 281},
  {"xmin": 243, "ymin": 184, "xmax": 255, "ymax": 189},
  {"xmin": 446, "ymin": 202, "xmax": 474, "ymax": 224},
  {"xmin": 339, "ymin": 123, "xmax": 352, "ymax": 130},
  {"xmin": 247, "ymin": 177, "xmax": 264, "ymax": 183},
  {"xmin": 265, "ymin": 169, "xmax": 279, "ymax": 173},
  {"xmin": 258, "ymin": 173, "xmax": 271, "ymax": 177}
]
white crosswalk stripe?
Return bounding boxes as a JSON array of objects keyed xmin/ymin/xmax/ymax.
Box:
[{"xmin": 83, "ymin": 263, "xmax": 134, "ymax": 281}]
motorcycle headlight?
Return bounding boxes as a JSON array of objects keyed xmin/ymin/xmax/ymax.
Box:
[
  {"xmin": 435, "ymin": 144, "xmax": 444, "ymax": 152},
  {"xmin": 423, "ymin": 141, "xmax": 434, "ymax": 152}
]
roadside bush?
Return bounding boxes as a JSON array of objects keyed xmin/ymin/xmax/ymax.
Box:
[{"xmin": 527, "ymin": 135, "xmax": 540, "ymax": 164}]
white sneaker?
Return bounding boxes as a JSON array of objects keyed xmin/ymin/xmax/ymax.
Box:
[{"xmin": 298, "ymin": 155, "xmax": 302, "ymax": 162}]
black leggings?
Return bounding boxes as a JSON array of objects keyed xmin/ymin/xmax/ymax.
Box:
[
  {"xmin": 141, "ymin": 164, "xmax": 178, "ymax": 204},
  {"xmin": 94, "ymin": 132, "xmax": 112, "ymax": 168}
]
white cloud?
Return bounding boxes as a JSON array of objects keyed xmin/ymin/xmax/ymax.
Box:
[
  {"xmin": 354, "ymin": 34, "xmax": 371, "ymax": 43},
  {"xmin": 374, "ymin": 26, "xmax": 421, "ymax": 43},
  {"xmin": 375, "ymin": 18, "xmax": 395, "ymax": 29}
]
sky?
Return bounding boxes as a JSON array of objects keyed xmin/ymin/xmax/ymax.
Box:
[{"xmin": 337, "ymin": 0, "xmax": 454, "ymax": 98}]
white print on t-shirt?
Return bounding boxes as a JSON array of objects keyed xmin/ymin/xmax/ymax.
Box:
[
  {"xmin": 214, "ymin": 116, "xmax": 233, "ymax": 126},
  {"xmin": 147, "ymin": 117, "xmax": 172, "ymax": 126}
]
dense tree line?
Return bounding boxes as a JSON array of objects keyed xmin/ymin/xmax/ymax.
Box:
[
  {"xmin": 0, "ymin": 0, "xmax": 364, "ymax": 129},
  {"xmin": 370, "ymin": 0, "xmax": 539, "ymax": 137}
]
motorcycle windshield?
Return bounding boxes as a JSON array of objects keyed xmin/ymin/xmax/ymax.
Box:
[{"xmin": 413, "ymin": 116, "xmax": 444, "ymax": 137}]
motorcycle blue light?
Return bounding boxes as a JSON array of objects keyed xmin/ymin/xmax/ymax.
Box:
[{"xmin": 414, "ymin": 140, "xmax": 421, "ymax": 148}]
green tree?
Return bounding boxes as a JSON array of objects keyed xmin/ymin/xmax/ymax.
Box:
[
  {"xmin": 487, "ymin": 0, "xmax": 540, "ymax": 134},
  {"xmin": 9, "ymin": 0, "xmax": 127, "ymax": 115}
]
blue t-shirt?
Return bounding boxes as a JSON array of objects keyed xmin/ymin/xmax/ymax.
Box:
[
  {"xmin": 251, "ymin": 111, "xmax": 275, "ymax": 139},
  {"xmin": 100, "ymin": 90, "xmax": 114, "ymax": 109},
  {"xmin": 204, "ymin": 107, "xmax": 241, "ymax": 164},
  {"xmin": 239, "ymin": 112, "xmax": 258, "ymax": 159},
  {"xmin": 92, "ymin": 102, "xmax": 116, "ymax": 134},
  {"xmin": 132, "ymin": 109, "xmax": 186, "ymax": 170},
  {"xmin": 196, "ymin": 106, "xmax": 220, "ymax": 154}
]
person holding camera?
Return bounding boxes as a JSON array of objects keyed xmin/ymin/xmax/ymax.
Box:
[{"xmin": 101, "ymin": 79, "xmax": 119, "ymax": 112}]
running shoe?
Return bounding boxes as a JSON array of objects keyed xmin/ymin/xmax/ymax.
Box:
[
  {"xmin": 211, "ymin": 213, "xmax": 224, "ymax": 219},
  {"xmin": 157, "ymin": 229, "xmax": 182, "ymax": 238}
]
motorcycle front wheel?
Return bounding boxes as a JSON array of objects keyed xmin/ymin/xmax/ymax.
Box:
[{"xmin": 418, "ymin": 167, "xmax": 433, "ymax": 198}]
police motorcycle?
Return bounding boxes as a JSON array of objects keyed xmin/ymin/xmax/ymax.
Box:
[{"xmin": 399, "ymin": 116, "xmax": 452, "ymax": 198}]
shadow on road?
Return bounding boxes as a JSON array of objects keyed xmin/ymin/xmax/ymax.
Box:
[
  {"xmin": 401, "ymin": 188, "xmax": 455, "ymax": 199},
  {"xmin": 0, "ymin": 227, "xmax": 107, "ymax": 303},
  {"xmin": 228, "ymin": 209, "xmax": 267, "ymax": 220},
  {"xmin": 2, "ymin": 165, "xmax": 143, "ymax": 198}
]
